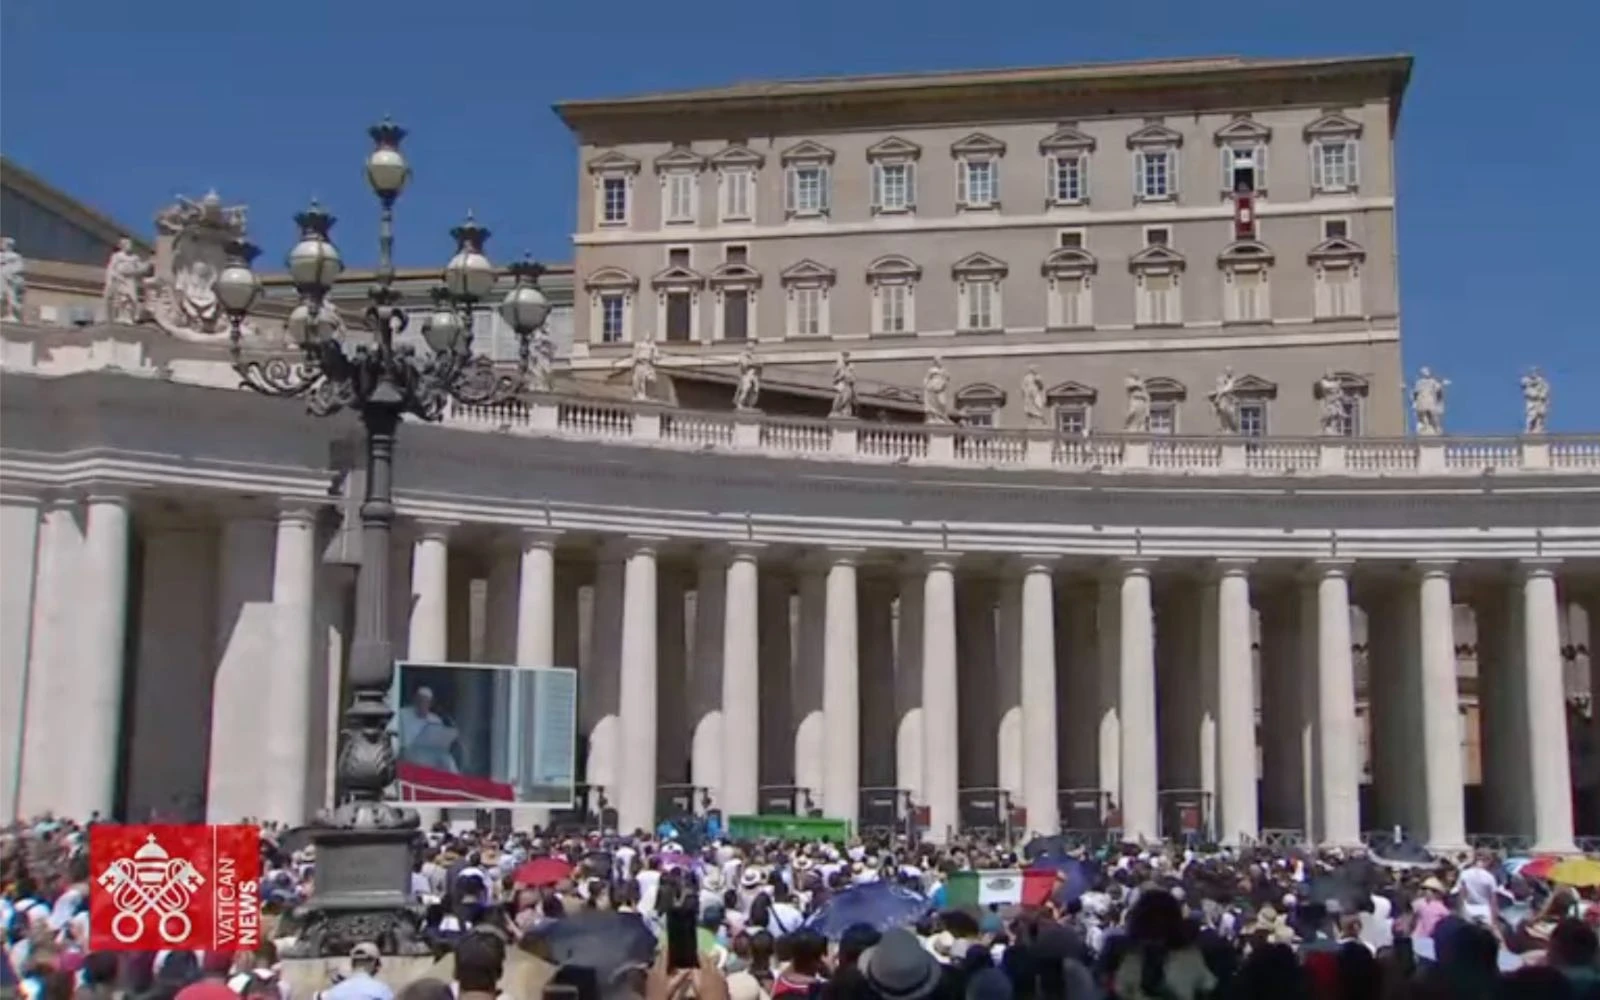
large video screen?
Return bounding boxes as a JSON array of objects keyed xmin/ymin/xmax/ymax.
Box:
[{"xmin": 388, "ymin": 661, "xmax": 578, "ymax": 808}]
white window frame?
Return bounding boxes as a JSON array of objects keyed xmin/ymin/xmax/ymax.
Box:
[
  {"xmin": 1237, "ymin": 400, "xmax": 1268, "ymax": 437},
  {"xmin": 959, "ymin": 278, "xmax": 1001, "ymax": 331},
  {"xmin": 788, "ymin": 284, "xmax": 827, "ymax": 338},
  {"xmin": 957, "ymin": 157, "xmax": 1000, "ymax": 210},
  {"xmin": 1148, "ymin": 401, "xmax": 1178, "ymax": 435},
  {"xmin": 1314, "ymin": 263, "xmax": 1363, "ymax": 319},
  {"xmin": 1134, "ymin": 148, "xmax": 1177, "ymax": 202},
  {"xmin": 1135, "ymin": 270, "xmax": 1181, "ymax": 326},
  {"xmin": 1048, "ymin": 153, "xmax": 1088, "ymax": 206},
  {"xmin": 959, "ymin": 408, "xmax": 997, "ymax": 429},
  {"xmin": 1311, "ymin": 137, "xmax": 1360, "ymax": 193},
  {"xmin": 875, "ymin": 281, "xmax": 912, "ymax": 335},
  {"xmin": 1338, "ymin": 395, "xmax": 1364, "ymax": 437},
  {"xmin": 719, "ymin": 168, "xmax": 755, "ymax": 223},
  {"xmin": 786, "ymin": 164, "xmax": 831, "ymax": 218},
  {"xmin": 1321, "ymin": 216, "xmax": 1351, "ymax": 241},
  {"xmin": 1050, "ymin": 274, "xmax": 1092, "ymax": 328},
  {"xmin": 662, "ymin": 170, "xmax": 698, "ymax": 225},
  {"xmin": 1222, "ymin": 266, "xmax": 1270, "ymax": 323},
  {"xmin": 598, "ymin": 293, "xmax": 627, "ymax": 343},
  {"xmin": 1219, "ymin": 143, "xmax": 1268, "ymax": 196},
  {"xmin": 1055, "ymin": 404, "xmax": 1090, "ymax": 436},
  {"xmin": 715, "ymin": 286, "xmax": 756, "ymax": 343},
  {"xmin": 870, "ymin": 160, "xmax": 916, "ymax": 215},
  {"xmin": 1143, "ymin": 225, "xmax": 1171, "ymax": 247},
  {"xmin": 599, "ymin": 175, "xmax": 631, "ymax": 227},
  {"xmin": 1057, "ymin": 228, "xmax": 1087, "ymax": 249},
  {"xmin": 584, "ymin": 268, "xmax": 640, "ymax": 345}
]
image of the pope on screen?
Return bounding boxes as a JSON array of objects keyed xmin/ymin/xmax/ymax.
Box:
[{"xmin": 397, "ymin": 685, "xmax": 461, "ymax": 773}]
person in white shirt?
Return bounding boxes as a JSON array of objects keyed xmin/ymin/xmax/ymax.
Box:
[
  {"xmin": 1453, "ymin": 851, "xmax": 1501, "ymax": 926},
  {"xmin": 397, "ymin": 687, "xmax": 459, "ymax": 773}
]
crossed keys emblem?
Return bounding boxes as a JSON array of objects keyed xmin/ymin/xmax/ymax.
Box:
[{"xmin": 97, "ymin": 835, "xmax": 206, "ymax": 944}]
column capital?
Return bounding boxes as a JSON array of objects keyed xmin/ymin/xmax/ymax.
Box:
[
  {"xmin": 1110, "ymin": 556, "xmax": 1159, "ymax": 578},
  {"xmin": 725, "ymin": 540, "xmax": 766, "ymax": 562},
  {"xmin": 1412, "ymin": 559, "xmax": 1457, "ymax": 579},
  {"xmin": 823, "ymin": 546, "xmax": 865, "ymax": 567},
  {"xmin": 603, "ymin": 534, "xmax": 668, "ymax": 559},
  {"xmin": 413, "ymin": 518, "xmax": 457, "ymax": 543},
  {"xmin": 276, "ymin": 498, "xmax": 323, "ymax": 525},
  {"xmin": 1011, "ymin": 553, "xmax": 1060, "ymax": 576},
  {"xmin": 911, "ymin": 551, "xmax": 961, "ymax": 574},
  {"xmin": 84, "ymin": 483, "xmax": 137, "ymax": 507},
  {"xmin": 1305, "ymin": 558, "xmax": 1354, "ymax": 581},
  {"xmin": 1209, "ymin": 558, "xmax": 1255, "ymax": 580},
  {"xmin": 519, "ymin": 527, "xmax": 564, "ymax": 551},
  {"xmin": 1518, "ymin": 558, "xmax": 1562, "ymax": 579}
]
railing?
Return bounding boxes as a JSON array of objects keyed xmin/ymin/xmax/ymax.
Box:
[{"xmin": 441, "ymin": 395, "xmax": 1600, "ymax": 478}]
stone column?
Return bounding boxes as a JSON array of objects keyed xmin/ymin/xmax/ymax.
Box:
[
  {"xmin": 721, "ymin": 543, "xmax": 762, "ymax": 815},
  {"xmin": 1313, "ymin": 560, "xmax": 1362, "ymax": 847},
  {"xmin": 486, "ymin": 547, "xmax": 519, "ymax": 786},
  {"xmin": 516, "ymin": 531, "xmax": 560, "ymax": 819},
  {"xmin": 208, "ymin": 513, "xmax": 276, "ymax": 822},
  {"xmin": 1415, "ymin": 561, "xmax": 1467, "ymax": 851},
  {"xmin": 408, "ymin": 523, "xmax": 452, "ymax": 660},
  {"xmin": 0, "ymin": 491, "xmax": 39, "ymax": 824},
  {"xmin": 1096, "ymin": 577, "xmax": 1122, "ymax": 810},
  {"xmin": 71, "ymin": 491, "xmax": 133, "ymax": 818},
  {"xmin": 793, "ymin": 567, "xmax": 826, "ymax": 802},
  {"xmin": 823, "ymin": 550, "xmax": 861, "ymax": 824},
  {"xmin": 690, "ymin": 552, "xmax": 726, "ymax": 804},
  {"xmin": 1119, "ymin": 559, "xmax": 1159, "ymax": 842},
  {"xmin": 263, "ymin": 503, "xmax": 319, "ymax": 824},
  {"xmin": 617, "ymin": 538, "xmax": 660, "ymax": 832},
  {"xmin": 1019, "ymin": 558, "xmax": 1060, "ymax": 837},
  {"xmin": 757, "ymin": 572, "xmax": 792, "ymax": 789},
  {"xmin": 859, "ymin": 578, "xmax": 898, "ymax": 790},
  {"xmin": 1521, "ymin": 561, "xmax": 1577, "ymax": 852},
  {"xmin": 995, "ymin": 576, "xmax": 1024, "ymax": 801},
  {"xmin": 1214, "ymin": 560, "xmax": 1258, "ymax": 845},
  {"xmin": 922, "ymin": 554, "xmax": 960, "ymax": 840},
  {"xmin": 658, "ymin": 569, "xmax": 690, "ymax": 786},
  {"xmin": 18, "ymin": 497, "xmax": 82, "ymax": 818},
  {"xmin": 895, "ymin": 565, "xmax": 925, "ymax": 804},
  {"xmin": 586, "ymin": 552, "xmax": 624, "ymax": 801}
]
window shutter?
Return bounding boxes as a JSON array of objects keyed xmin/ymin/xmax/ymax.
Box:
[
  {"xmin": 870, "ymin": 163, "xmax": 882, "ymax": 210},
  {"xmin": 1132, "ymin": 152, "xmax": 1144, "ymax": 198},
  {"xmin": 1349, "ymin": 140, "xmax": 1361, "ymax": 188},
  {"xmin": 784, "ymin": 167, "xmax": 796, "ymax": 214},
  {"xmin": 957, "ymin": 160, "xmax": 968, "ymax": 205},
  {"xmin": 1256, "ymin": 143, "xmax": 1268, "ymax": 190},
  {"xmin": 1080, "ymin": 154, "xmax": 1090, "ymax": 201},
  {"xmin": 1311, "ymin": 143, "xmax": 1324, "ymax": 191},
  {"xmin": 819, "ymin": 165, "xmax": 832, "ymax": 213},
  {"xmin": 905, "ymin": 162, "xmax": 917, "ymax": 208},
  {"xmin": 991, "ymin": 161, "xmax": 1001, "ymax": 204},
  {"xmin": 1220, "ymin": 146, "xmax": 1233, "ymax": 190},
  {"xmin": 1169, "ymin": 150, "xmax": 1180, "ymax": 197},
  {"xmin": 1047, "ymin": 157, "xmax": 1060, "ymax": 201}
]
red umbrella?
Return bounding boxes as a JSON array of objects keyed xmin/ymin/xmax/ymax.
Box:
[
  {"xmin": 514, "ymin": 856, "xmax": 575, "ymax": 887},
  {"xmin": 1517, "ymin": 856, "xmax": 1561, "ymax": 881}
]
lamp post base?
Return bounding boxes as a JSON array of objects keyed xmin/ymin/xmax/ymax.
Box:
[{"xmin": 286, "ymin": 819, "xmax": 428, "ymax": 957}]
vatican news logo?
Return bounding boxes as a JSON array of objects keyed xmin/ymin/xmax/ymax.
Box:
[{"xmin": 89, "ymin": 825, "xmax": 262, "ymax": 952}]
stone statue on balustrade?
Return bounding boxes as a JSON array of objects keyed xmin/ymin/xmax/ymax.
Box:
[
  {"xmin": 1520, "ymin": 367, "xmax": 1550, "ymax": 435},
  {"xmin": 1021, "ymin": 365, "xmax": 1047, "ymax": 427},
  {"xmin": 829, "ymin": 351, "xmax": 858, "ymax": 418},
  {"xmin": 103, "ymin": 238, "xmax": 152, "ymax": 325},
  {"xmin": 1124, "ymin": 371, "xmax": 1152, "ymax": 432},
  {"xmin": 528, "ymin": 330, "xmax": 555, "ymax": 393},
  {"xmin": 733, "ymin": 347, "xmax": 762, "ymax": 412},
  {"xmin": 1411, "ymin": 367, "xmax": 1450, "ymax": 436},
  {"xmin": 1315, "ymin": 371, "xmax": 1348, "ymax": 436},
  {"xmin": 624, "ymin": 337, "xmax": 659, "ymax": 401},
  {"xmin": 922, "ymin": 356, "xmax": 952, "ymax": 424},
  {"xmin": 1209, "ymin": 366, "xmax": 1240, "ymax": 434},
  {"xmin": 148, "ymin": 191, "xmax": 273, "ymax": 344},
  {"xmin": 0, "ymin": 237, "xmax": 23, "ymax": 322}
]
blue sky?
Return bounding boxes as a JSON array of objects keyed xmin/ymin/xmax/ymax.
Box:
[{"xmin": 2, "ymin": 0, "xmax": 1594, "ymax": 432}]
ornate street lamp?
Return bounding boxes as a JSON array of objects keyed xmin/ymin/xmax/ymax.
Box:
[{"xmin": 218, "ymin": 120, "xmax": 551, "ymax": 956}]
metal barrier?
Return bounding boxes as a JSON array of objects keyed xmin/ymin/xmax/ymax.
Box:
[
  {"xmin": 656, "ymin": 783, "xmax": 713, "ymax": 825},
  {"xmin": 1157, "ymin": 789, "xmax": 1214, "ymax": 842},
  {"xmin": 1256, "ymin": 828, "xmax": 1309, "ymax": 848},
  {"xmin": 1058, "ymin": 788, "xmax": 1112, "ymax": 834},
  {"xmin": 757, "ymin": 784, "xmax": 818, "ymax": 816},
  {"xmin": 959, "ymin": 787, "xmax": 1020, "ymax": 840},
  {"xmin": 859, "ymin": 786, "xmax": 910, "ymax": 836}
]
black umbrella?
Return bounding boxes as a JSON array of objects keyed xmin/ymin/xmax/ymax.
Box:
[
  {"xmin": 527, "ymin": 910, "xmax": 657, "ymax": 974},
  {"xmin": 1306, "ymin": 872, "xmax": 1366, "ymax": 911}
]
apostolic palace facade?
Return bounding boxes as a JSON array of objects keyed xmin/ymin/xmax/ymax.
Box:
[{"xmin": 2, "ymin": 55, "xmax": 1598, "ymax": 854}]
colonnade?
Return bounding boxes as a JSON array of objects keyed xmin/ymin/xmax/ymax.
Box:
[{"xmin": 0, "ymin": 492, "xmax": 1593, "ymax": 855}]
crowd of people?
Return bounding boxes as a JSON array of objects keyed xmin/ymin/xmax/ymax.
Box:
[{"xmin": 7, "ymin": 814, "xmax": 1600, "ymax": 999}]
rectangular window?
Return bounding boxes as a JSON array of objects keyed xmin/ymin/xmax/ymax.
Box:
[
  {"xmin": 965, "ymin": 280, "xmax": 997, "ymax": 329},
  {"xmin": 665, "ymin": 292, "xmax": 692, "ymax": 341},
  {"xmin": 1338, "ymin": 397, "xmax": 1362, "ymax": 437},
  {"xmin": 1238, "ymin": 401, "xmax": 1267, "ymax": 437},
  {"xmin": 1056, "ymin": 405, "xmax": 1089, "ymax": 436},
  {"xmin": 1149, "ymin": 402, "xmax": 1176, "ymax": 435},
  {"xmin": 668, "ymin": 247, "xmax": 690, "ymax": 269},
  {"xmin": 1056, "ymin": 276, "xmax": 1088, "ymax": 327},
  {"xmin": 666, "ymin": 172, "xmax": 696, "ymax": 222},
  {"xmin": 1136, "ymin": 150, "xmax": 1174, "ymax": 200},
  {"xmin": 601, "ymin": 177, "xmax": 628, "ymax": 224},
  {"xmin": 1058, "ymin": 229, "xmax": 1085, "ymax": 249},
  {"xmin": 1144, "ymin": 226, "xmax": 1170, "ymax": 247},
  {"xmin": 873, "ymin": 162, "xmax": 913, "ymax": 212},
  {"xmin": 599, "ymin": 294, "xmax": 625, "ymax": 343},
  {"xmin": 879, "ymin": 284, "xmax": 909, "ymax": 334},
  {"xmin": 1050, "ymin": 154, "xmax": 1086, "ymax": 204},
  {"xmin": 960, "ymin": 409, "xmax": 996, "ymax": 428},
  {"xmin": 787, "ymin": 166, "xmax": 829, "ymax": 216},
  {"xmin": 721, "ymin": 169, "xmax": 753, "ymax": 221},
  {"xmin": 723, "ymin": 289, "xmax": 749, "ymax": 341},
  {"xmin": 1228, "ymin": 269, "xmax": 1268, "ymax": 322},
  {"xmin": 1322, "ymin": 217, "xmax": 1350, "ymax": 240},
  {"xmin": 959, "ymin": 160, "xmax": 997, "ymax": 207},
  {"xmin": 1313, "ymin": 139, "xmax": 1359, "ymax": 192},
  {"xmin": 1221, "ymin": 145, "xmax": 1264, "ymax": 194},
  {"xmin": 1141, "ymin": 272, "xmax": 1178, "ymax": 325},
  {"xmin": 1317, "ymin": 265, "xmax": 1362, "ymax": 318},
  {"xmin": 725, "ymin": 245, "xmax": 748, "ymax": 265},
  {"xmin": 793, "ymin": 287, "xmax": 822, "ymax": 337}
]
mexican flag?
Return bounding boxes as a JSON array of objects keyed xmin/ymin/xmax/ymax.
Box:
[{"xmin": 944, "ymin": 869, "xmax": 1055, "ymax": 909}]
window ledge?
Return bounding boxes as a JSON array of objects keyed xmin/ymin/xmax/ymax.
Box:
[
  {"xmin": 1048, "ymin": 199, "xmax": 1089, "ymax": 210},
  {"xmin": 872, "ymin": 206, "xmax": 915, "ymax": 216},
  {"xmin": 1135, "ymin": 321, "xmax": 1184, "ymax": 329},
  {"xmin": 1222, "ymin": 317, "xmax": 1272, "ymax": 326},
  {"xmin": 1313, "ymin": 185, "xmax": 1361, "ymax": 197},
  {"xmin": 663, "ymin": 218, "xmax": 697, "ymax": 227},
  {"xmin": 957, "ymin": 326, "xmax": 1005, "ymax": 335},
  {"xmin": 597, "ymin": 220, "xmax": 631, "ymax": 229},
  {"xmin": 785, "ymin": 210, "xmax": 829, "ymax": 221},
  {"xmin": 869, "ymin": 330, "xmax": 917, "ymax": 339},
  {"xmin": 1135, "ymin": 195, "xmax": 1177, "ymax": 205},
  {"xmin": 1045, "ymin": 324, "xmax": 1095, "ymax": 333},
  {"xmin": 957, "ymin": 203, "xmax": 1001, "ymax": 213},
  {"xmin": 1221, "ymin": 188, "xmax": 1269, "ymax": 200},
  {"xmin": 719, "ymin": 215, "xmax": 752, "ymax": 225}
]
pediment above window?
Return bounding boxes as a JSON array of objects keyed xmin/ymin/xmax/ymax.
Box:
[
  {"xmin": 653, "ymin": 145, "xmax": 707, "ymax": 172},
  {"xmin": 1229, "ymin": 373, "xmax": 1279, "ymax": 399},
  {"xmin": 1046, "ymin": 380, "xmax": 1098, "ymax": 405},
  {"xmin": 956, "ymin": 382, "xmax": 1007, "ymax": 407},
  {"xmin": 584, "ymin": 266, "xmax": 640, "ymax": 292},
  {"xmin": 866, "ymin": 254, "xmax": 922, "ymax": 283},
  {"xmin": 866, "ymin": 136, "xmax": 922, "ymax": 161},
  {"xmin": 1126, "ymin": 120, "xmax": 1184, "ymax": 148},
  {"xmin": 708, "ymin": 262, "xmax": 762, "ymax": 288},
  {"xmin": 1219, "ymin": 240, "xmax": 1275, "ymax": 268},
  {"xmin": 950, "ymin": 132, "xmax": 1007, "ymax": 157},
  {"xmin": 952, "ymin": 252, "xmax": 1009, "ymax": 279},
  {"xmin": 1042, "ymin": 246, "xmax": 1098, "ymax": 277},
  {"xmin": 779, "ymin": 258, "xmax": 836, "ymax": 285},
  {"xmin": 1214, "ymin": 115, "xmax": 1272, "ymax": 145},
  {"xmin": 710, "ymin": 144, "xmax": 765, "ymax": 169},
  {"xmin": 1304, "ymin": 111, "xmax": 1363, "ymax": 139},
  {"xmin": 1039, "ymin": 124, "xmax": 1096, "ymax": 153},
  {"xmin": 650, "ymin": 264, "xmax": 706, "ymax": 290},
  {"xmin": 1308, "ymin": 237, "xmax": 1366, "ymax": 263},
  {"xmin": 1142, "ymin": 376, "xmax": 1187, "ymax": 400},
  {"xmin": 780, "ymin": 140, "xmax": 836, "ymax": 164},
  {"xmin": 1315, "ymin": 371, "xmax": 1371, "ymax": 398},
  {"xmin": 586, "ymin": 149, "xmax": 642, "ymax": 175},
  {"xmin": 1129, "ymin": 244, "xmax": 1187, "ymax": 271}
]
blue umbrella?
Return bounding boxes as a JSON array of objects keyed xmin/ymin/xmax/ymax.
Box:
[
  {"xmin": 530, "ymin": 910, "xmax": 658, "ymax": 973},
  {"xmin": 804, "ymin": 881, "xmax": 931, "ymax": 940},
  {"xmin": 1045, "ymin": 859, "xmax": 1097, "ymax": 906}
]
